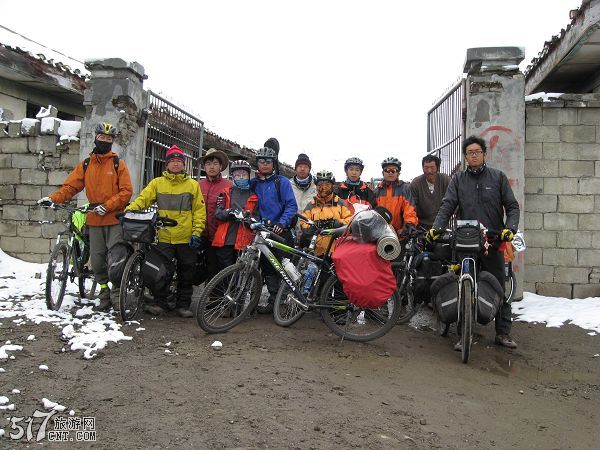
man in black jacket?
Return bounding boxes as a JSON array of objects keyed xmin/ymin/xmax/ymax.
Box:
[{"xmin": 430, "ymin": 136, "xmax": 520, "ymax": 349}]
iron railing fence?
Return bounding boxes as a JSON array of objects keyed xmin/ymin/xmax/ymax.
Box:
[
  {"xmin": 143, "ymin": 91, "xmax": 204, "ymax": 184},
  {"xmin": 426, "ymin": 79, "xmax": 466, "ymax": 176}
]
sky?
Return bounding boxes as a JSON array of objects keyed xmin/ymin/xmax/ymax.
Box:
[{"xmin": 1, "ymin": 0, "xmax": 581, "ymax": 180}]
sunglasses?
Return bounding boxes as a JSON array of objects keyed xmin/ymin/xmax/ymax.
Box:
[
  {"xmin": 257, "ymin": 158, "xmax": 274, "ymax": 165},
  {"xmin": 383, "ymin": 168, "xmax": 398, "ymax": 174}
]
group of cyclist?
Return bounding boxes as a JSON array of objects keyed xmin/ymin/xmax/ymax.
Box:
[{"xmin": 37, "ymin": 123, "xmax": 520, "ymax": 349}]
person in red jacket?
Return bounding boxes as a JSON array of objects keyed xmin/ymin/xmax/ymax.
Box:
[
  {"xmin": 38, "ymin": 123, "xmax": 133, "ymax": 311},
  {"xmin": 373, "ymin": 157, "xmax": 418, "ymax": 235},
  {"xmin": 198, "ymin": 148, "xmax": 232, "ymax": 279},
  {"xmin": 212, "ymin": 160, "xmax": 259, "ymax": 269}
]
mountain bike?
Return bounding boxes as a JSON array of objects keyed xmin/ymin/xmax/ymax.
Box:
[
  {"xmin": 195, "ymin": 212, "xmax": 401, "ymax": 341},
  {"xmin": 117, "ymin": 211, "xmax": 178, "ymax": 321},
  {"xmin": 273, "ymin": 215, "xmax": 343, "ymax": 327},
  {"xmin": 41, "ymin": 203, "xmax": 97, "ymax": 310}
]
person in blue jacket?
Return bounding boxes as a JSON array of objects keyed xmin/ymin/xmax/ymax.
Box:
[{"xmin": 250, "ymin": 146, "xmax": 298, "ymax": 313}]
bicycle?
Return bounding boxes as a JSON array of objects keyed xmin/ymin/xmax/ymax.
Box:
[
  {"xmin": 195, "ymin": 212, "xmax": 402, "ymax": 342},
  {"xmin": 391, "ymin": 227, "xmax": 431, "ymax": 325},
  {"xmin": 273, "ymin": 215, "xmax": 343, "ymax": 327},
  {"xmin": 434, "ymin": 222, "xmax": 506, "ymax": 363},
  {"xmin": 117, "ymin": 211, "xmax": 178, "ymax": 322},
  {"xmin": 41, "ymin": 203, "xmax": 97, "ymax": 310}
]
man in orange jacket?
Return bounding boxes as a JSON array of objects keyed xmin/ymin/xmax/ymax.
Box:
[
  {"xmin": 373, "ymin": 157, "xmax": 418, "ymax": 235},
  {"xmin": 38, "ymin": 123, "xmax": 133, "ymax": 311}
]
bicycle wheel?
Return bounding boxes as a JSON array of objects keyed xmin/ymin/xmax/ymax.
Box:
[
  {"xmin": 319, "ymin": 275, "xmax": 401, "ymax": 342},
  {"xmin": 196, "ymin": 263, "xmax": 262, "ymax": 333},
  {"xmin": 78, "ymin": 265, "xmax": 97, "ymax": 299},
  {"xmin": 391, "ymin": 262, "xmax": 419, "ymax": 325},
  {"xmin": 273, "ymin": 280, "xmax": 305, "ymax": 327},
  {"xmin": 505, "ymin": 264, "xmax": 516, "ymax": 303},
  {"xmin": 119, "ymin": 251, "xmax": 145, "ymax": 321},
  {"xmin": 46, "ymin": 242, "xmax": 69, "ymax": 310},
  {"xmin": 460, "ymin": 278, "xmax": 473, "ymax": 364}
]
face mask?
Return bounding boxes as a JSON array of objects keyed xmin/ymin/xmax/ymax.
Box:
[
  {"xmin": 94, "ymin": 139, "xmax": 112, "ymax": 154},
  {"xmin": 234, "ymin": 178, "xmax": 250, "ymax": 190}
]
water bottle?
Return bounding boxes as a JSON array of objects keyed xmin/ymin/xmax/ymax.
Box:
[
  {"xmin": 302, "ymin": 262, "xmax": 318, "ymax": 294},
  {"xmin": 422, "ymin": 251, "xmax": 431, "ymax": 279},
  {"xmin": 282, "ymin": 258, "xmax": 301, "ymax": 282}
]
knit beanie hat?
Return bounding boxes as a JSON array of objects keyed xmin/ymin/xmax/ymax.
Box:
[
  {"xmin": 295, "ymin": 153, "xmax": 312, "ymax": 170},
  {"xmin": 165, "ymin": 145, "xmax": 185, "ymax": 163}
]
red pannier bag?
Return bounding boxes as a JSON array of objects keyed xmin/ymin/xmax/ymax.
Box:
[{"xmin": 331, "ymin": 239, "xmax": 397, "ymax": 308}]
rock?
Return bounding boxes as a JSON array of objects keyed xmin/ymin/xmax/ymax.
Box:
[
  {"xmin": 420, "ymin": 418, "xmax": 427, "ymax": 425},
  {"xmin": 314, "ymin": 425, "xmax": 321, "ymax": 432}
]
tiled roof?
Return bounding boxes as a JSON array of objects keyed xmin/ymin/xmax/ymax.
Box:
[{"xmin": 0, "ymin": 24, "xmax": 88, "ymax": 79}]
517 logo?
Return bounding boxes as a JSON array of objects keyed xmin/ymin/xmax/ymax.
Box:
[{"xmin": 5, "ymin": 410, "xmax": 96, "ymax": 442}]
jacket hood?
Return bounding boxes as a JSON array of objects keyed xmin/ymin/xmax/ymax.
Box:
[{"xmin": 162, "ymin": 171, "xmax": 188, "ymax": 182}]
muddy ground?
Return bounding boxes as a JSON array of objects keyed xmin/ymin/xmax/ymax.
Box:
[{"xmin": 1, "ymin": 296, "xmax": 599, "ymax": 450}]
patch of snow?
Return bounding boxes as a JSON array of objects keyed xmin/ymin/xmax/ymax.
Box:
[
  {"xmin": 0, "ymin": 403, "xmax": 15, "ymax": 411},
  {"xmin": 0, "ymin": 396, "xmax": 8, "ymax": 404},
  {"xmin": 525, "ymin": 92, "xmax": 564, "ymax": 102},
  {"xmin": 40, "ymin": 117, "xmax": 60, "ymax": 134},
  {"xmin": 27, "ymin": 335, "xmax": 35, "ymax": 341},
  {"xmin": 164, "ymin": 349, "xmax": 171, "ymax": 354},
  {"xmin": 57, "ymin": 120, "xmax": 80, "ymax": 138},
  {"xmin": 165, "ymin": 341, "xmax": 171, "ymax": 347},
  {"xmin": 0, "ymin": 344, "xmax": 23, "ymax": 359},
  {"xmin": 11, "ymin": 389, "xmax": 20, "ymax": 394},
  {"xmin": 21, "ymin": 118, "xmax": 39, "ymax": 132},
  {"xmin": 41, "ymin": 398, "xmax": 66, "ymax": 412},
  {"xmin": 69, "ymin": 410, "xmax": 75, "ymax": 416},
  {"xmin": 136, "ymin": 327, "xmax": 145, "ymax": 331},
  {"xmin": 0, "ymin": 248, "xmax": 132, "ymax": 359},
  {"xmin": 0, "ymin": 368, "xmax": 5, "ymax": 372},
  {"xmin": 513, "ymin": 292, "xmax": 600, "ymax": 334},
  {"xmin": 35, "ymin": 106, "xmax": 56, "ymax": 119},
  {"xmin": 39, "ymin": 365, "xmax": 49, "ymax": 371},
  {"xmin": 211, "ymin": 341, "xmax": 223, "ymax": 350}
]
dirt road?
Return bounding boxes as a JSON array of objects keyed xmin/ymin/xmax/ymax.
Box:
[{"xmin": 1, "ymin": 298, "xmax": 599, "ymax": 449}]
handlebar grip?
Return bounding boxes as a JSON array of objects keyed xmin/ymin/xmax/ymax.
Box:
[
  {"xmin": 269, "ymin": 231, "xmax": 287, "ymax": 244},
  {"xmin": 295, "ymin": 213, "xmax": 311, "ymax": 223}
]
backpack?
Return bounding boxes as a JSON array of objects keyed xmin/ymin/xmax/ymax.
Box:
[
  {"xmin": 140, "ymin": 246, "xmax": 175, "ymax": 294},
  {"xmin": 108, "ymin": 243, "xmax": 133, "ymax": 285},
  {"xmin": 476, "ymin": 271, "xmax": 503, "ymax": 324},
  {"xmin": 331, "ymin": 239, "xmax": 397, "ymax": 308},
  {"xmin": 431, "ymin": 272, "xmax": 459, "ymax": 324},
  {"xmin": 82, "ymin": 155, "xmax": 120, "ymax": 189}
]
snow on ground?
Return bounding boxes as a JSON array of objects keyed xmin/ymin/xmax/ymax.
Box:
[
  {"xmin": 0, "ymin": 248, "xmax": 132, "ymax": 359},
  {"xmin": 513, "ymin": 292, "xmax": 600, "ymax": 335}
]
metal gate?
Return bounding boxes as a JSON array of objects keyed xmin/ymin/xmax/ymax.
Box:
[
  {"xmin": 143, "ymin": 91, "xmax": 204, "ymax": 184},
  {"xmin": 426, "ymin": 79, "xmax": 466, "ymax": 176}
]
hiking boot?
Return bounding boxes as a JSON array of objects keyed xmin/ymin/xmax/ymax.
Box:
[
  {"xmin": 495, "ymin": 334, "xmax": 518, "ymax": 349},
  {"xmin": 454, "ymin": 340, "xmax": 462, "ymax": 352},
  {"xmin": 175, "ymin": 307, "xmax": 194, "ymax": 318},
  {"xmin": 97, "ymin": 297, "xmax": 111, "ymax": 312},
  {"xmin": 145, "ymin": 304, "xmax": 166, "ymax": 316}
]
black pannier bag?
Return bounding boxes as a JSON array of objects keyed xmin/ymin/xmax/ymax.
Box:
[
  {"xmin": 476, "ymin": 271, "xmax": 504, "ymax": 324},
  {"xmin": 411, "ymin": 252, "xmax": 443, "ymax": 304},
  {"xmin": 121, "ymin": 211, "xmax": 157, "ymax": 244},
  {"xmin": 453, "ymin": 223, "xmax": 482, "ymax": 256},
  {"xmin": 141, "ymin": 246, "xmax": 175, "ymax": 294},
  {"xmin": 430, "ymin": 272, "xmax": 459, "ymax": 324},
  {"xmin": 108, "ymin": 243, "xmax": 133, "ymax": 285}
]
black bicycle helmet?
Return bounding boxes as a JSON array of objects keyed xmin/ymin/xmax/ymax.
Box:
[
  {"xmin": 344, "ymin": 157, "xmax": 364, "ymax": 171},
  {"xmin": 381, "ymin": 157, "xmax": 401, "ymax": 170}
]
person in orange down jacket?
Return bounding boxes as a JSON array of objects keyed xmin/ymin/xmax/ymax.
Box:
[
  {"xmin": 300, "ymin": 170, "xmax": 353, "ymax": 256},
  {"xmin": 373, "ymin": 157, "xmax": 418, "ymax": 235},
  {"xmin": 38, "ymin": 123, "xmax": 133, "ymax": 311}
]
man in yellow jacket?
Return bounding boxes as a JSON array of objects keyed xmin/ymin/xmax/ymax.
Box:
[{"xmin": 126, "ymin": 145, "xmax": 206, "ymax": 317}]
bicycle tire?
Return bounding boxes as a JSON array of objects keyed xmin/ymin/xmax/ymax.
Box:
[
  {"xmin": 391, "ymin": 262, "xmax": 419, "ymax": 325},
  {"xmin": 505, "ymin": 265, "xmax": 516, "ymax": 303},
  {"xmin": 319, "ymin": 274, "xmax": 401, "ymax": 342},
  {"xmin": 46, "ymin": 242, "xmax": 69, "ymax": 311},
  {"xmin": 119, "ymin": 251, "xmax": 145, "ymax": 322},
  {"xmin": 78, "ymin": 265, "xmax": 97, "ymax": 299},
  {"xmin": 461, "ymin": 278, "xmax": 473, "ymax": 364},
  {"xmin": 273, "ymin": 280, "xmax": 305, "ymax": 327},
  {"xmin": 196, "ymin": 263, "xmax": 262, "ymax": 333}
]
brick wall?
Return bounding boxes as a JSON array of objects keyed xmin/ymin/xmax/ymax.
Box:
[
  {"xmin": 0, "ymin": 119, "xmax": 81, "ymax": 263},
  {"xmin": 524, "ymin": 95, "xmax": 600, "ymax": 298}
]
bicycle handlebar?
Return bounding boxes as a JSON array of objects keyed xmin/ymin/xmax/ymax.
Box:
[
  {"xmin": 115, "ymin": 211, "xmax": 178, "ymax": 228},
  {"xmin": 41, "ymin": 203, "xmax": 94, "ymax": 213}
]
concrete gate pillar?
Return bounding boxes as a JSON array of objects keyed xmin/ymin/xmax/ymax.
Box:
[
  {"xmin": 81, "ymin": 58, "xmax": 148, "ymax": 195},
  {"xmin": 463, "ymin": 47, "xmax": 525, "ymax": 299}
]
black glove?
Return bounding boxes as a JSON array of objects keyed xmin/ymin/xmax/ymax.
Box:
[{"xmin": 272, "ymin": 223, "xmax": 284, "ymax": 235}]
